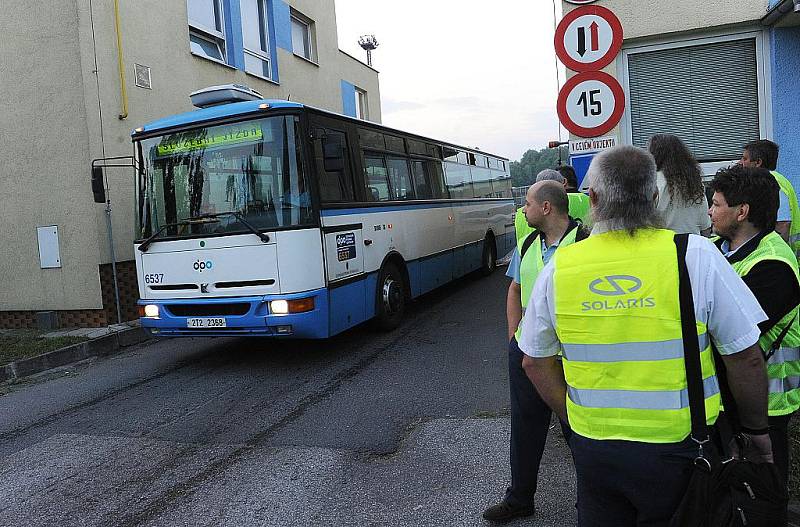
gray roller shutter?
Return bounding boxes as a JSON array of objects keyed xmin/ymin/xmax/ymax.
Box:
[{"xmin": 628, "ymin": 38, "xmax": 760, "ymax": 162}]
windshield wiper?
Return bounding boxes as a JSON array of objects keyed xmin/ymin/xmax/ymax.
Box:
[
  {"xmin": 137, "ymin": 217, "xmax": 220, "ymax": 252},
  {"xmin": 189, "ymin": 211, "xmax": 271, "ymax": 244},
  {"xmin": 137, "ymin": 212, "xmax": 269, "ymax": 252}
]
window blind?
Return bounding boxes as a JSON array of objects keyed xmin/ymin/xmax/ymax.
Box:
[{"xmin": 628, "ymin": 38, "xmax": 760, "ymax": 162}]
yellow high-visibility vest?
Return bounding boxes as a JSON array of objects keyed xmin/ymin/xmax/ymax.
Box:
[
  {"xmin": 772, "ymin": 171, "xmax": 800, "ymax": 259},
  {"xmin": 730, "ymin": 231, "xmax": 800, "ymax": 416},
  {"xmin": 514, "ymin": 208, "xmax": 535, "ymax": 245},
  {"xmin": 568, "ymin": 192, "xmax": 591, "ymax": 226},
  {"xmin": 552, "ymin": 228, "xmax": 720, "ymax": 443}
]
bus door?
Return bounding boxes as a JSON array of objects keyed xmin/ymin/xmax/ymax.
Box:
[
  {"xmin": 310, "ymin": 117, "xmax": 369, "ymax": 332},
  {"xmin": 322, "ymin": 226, "xmax": 365, "ymax": 282}
]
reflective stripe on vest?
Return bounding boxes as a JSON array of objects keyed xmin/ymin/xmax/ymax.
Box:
[
  {"xmin": 552, "ymin": 228, "xmax": 719, "ymax": 443},
  {"xmin": 568, "ymin": 376, "xmax": 720, "ymax": 410},
  {"xmin": 731, "ymin": 231, "xmax": 800, "ymax": 416},
  {"xmin": 562, "ymin": 333, "xmax": 709, "ymax": 362},
  {"xmin": 769, "ymin": 376, "xmax": 800, "ymax": 395},
  {"xmin": 772, "ymin": 171, "xmax": 800, "ymax": 259}
]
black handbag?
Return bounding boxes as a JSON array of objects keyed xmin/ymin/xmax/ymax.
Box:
[{"xmin": 669, "ymin": 233, "xmax": 788, "ymax": 527}]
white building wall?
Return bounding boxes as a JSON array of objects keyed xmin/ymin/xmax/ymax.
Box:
[{"xmin": 0, "ymin": 0, "xmax": 380, "ymax": 317}]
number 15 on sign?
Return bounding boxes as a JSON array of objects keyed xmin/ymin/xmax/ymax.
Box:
[{"xmin": 557, "ymin": 71, "xmax": 625, "ymax": 138}]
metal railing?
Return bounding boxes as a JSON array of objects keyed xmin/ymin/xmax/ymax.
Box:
[{"xmin": 512, "ymin": 186, "xmax": 527, "ymax": 209}]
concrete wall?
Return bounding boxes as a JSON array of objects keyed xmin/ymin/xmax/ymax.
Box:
[
  {"xmin": 0, "ymin": 0, "xmax": 380, "ymax": 314},
  {"xmin": 564, "ymin": 0, "xmax": 769, "ymax": 40},
  {"xmin": 0, "ymin": 0, "xmax": 103, "ymax": 311}
]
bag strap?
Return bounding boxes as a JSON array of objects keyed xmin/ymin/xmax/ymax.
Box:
[
  {"xmin": 520, "ymin": 230, "xmax": 541, "ymax": 260},
  {"xmin": 674, "ymin": 233, "xmax": 710, "ymax": 445},
  {"xmin": 766, "ymin": 313, "xmax": 795, "ymax": 361}
]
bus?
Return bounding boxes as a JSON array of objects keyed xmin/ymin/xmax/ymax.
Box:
[{"xmin": 127, "ymin": 84, "xmax": 515, "ymax": 338}]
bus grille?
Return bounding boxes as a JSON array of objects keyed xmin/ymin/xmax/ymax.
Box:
[{"xmin": 165, "ymin": 303, "xmax": 251, "ymax": 317}]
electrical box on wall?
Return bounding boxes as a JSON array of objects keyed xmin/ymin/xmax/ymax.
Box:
[{"xmin": 37, "ymin": 226, "xmax": 61, "ymax": 269}]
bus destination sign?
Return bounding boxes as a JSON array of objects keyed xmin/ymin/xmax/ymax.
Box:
[{"xmin": 155, "ymin": 123, "xmax": 264, "ymax": 157}]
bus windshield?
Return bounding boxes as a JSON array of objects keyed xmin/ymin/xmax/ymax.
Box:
[{"xmin": 136, "ymin": 115, "xmax": 312, "ymax": 241}]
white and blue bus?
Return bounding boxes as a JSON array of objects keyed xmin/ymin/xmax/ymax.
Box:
[{"xmin": 130, "ymin": 85, "xmax": 515, "ymax": 338}]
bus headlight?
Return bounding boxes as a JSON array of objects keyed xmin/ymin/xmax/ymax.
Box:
[
  {"xmin": 271, "ymin": 300, "xmax": 289, "ymax": 314},
  {"xmin": 270, "ymin": 298, "xmax": 314, "ymax": 314},
  {"xmin": 142, "ymin": 304, "xmax": 160, "ymax": 318}
]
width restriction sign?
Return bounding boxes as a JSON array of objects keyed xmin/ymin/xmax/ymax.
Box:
[
  {"xmin": 554, "ymin": 5, "xmax": 623, "ymax": 72},
  {"xmin": 557, "ymin": 71, "xmax": 625, "ymax": 138}
]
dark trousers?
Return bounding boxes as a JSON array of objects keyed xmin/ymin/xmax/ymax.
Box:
[
  {"xmin": 504, "ymin": 337, "xmax": 570, "ymax": 507},
  {"xmin": 569, "ymin": 433, "xmax": 697, "ymax": 527},
  {"xmin": 770, "ymin": 413, "xmax": 792, "ymax": 486}
]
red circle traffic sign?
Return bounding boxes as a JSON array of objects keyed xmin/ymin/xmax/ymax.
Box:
[
  {"xmin": 557, "ymin": 71, "xmax": 625, "ymax": 138},
  {"xmin": 564, "ymin": 0, "xmax": 599, "ymax": 3},
  {"xmin": 554, "ymin": 5, "xmax": 623, "ymax": 72}
]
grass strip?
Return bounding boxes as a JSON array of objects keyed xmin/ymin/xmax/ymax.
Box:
[{"xmin": 0, "ymin": 330, "xmax": 88, "ymax": 367}]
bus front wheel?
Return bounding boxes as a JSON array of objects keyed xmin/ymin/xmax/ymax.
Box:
[{"xmin": 374, "ymin": 263, "xmax": 406, "ymax": 331}]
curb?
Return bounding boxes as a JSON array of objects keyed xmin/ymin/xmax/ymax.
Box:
[{"xmin": 0, "ymin": 327, "xmax": 153, "ymax": 383}]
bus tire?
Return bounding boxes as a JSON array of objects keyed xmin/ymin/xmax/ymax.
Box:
[
  {"xmin": 374, "ymin": 262, "xmax": 406, "ymax": 331},
  {"xmin": 479, "ymin": 235, "xmax": 497, "ymax": 276}
]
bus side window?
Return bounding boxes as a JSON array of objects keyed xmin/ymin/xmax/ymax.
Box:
[
  {"xmin": 315, "ymin": 129, "xmax": 355, "ymax": 203},
  {"xmin": 364, "ymin": 156, "xmax": 391, "ymax": 201},
  {"xmin": 425, "ymin": 161, "xmax": 448, "ymax": 199},
  {"xmin": 411, "ymin": 161, "xmax": 431, "ymax": 199},
  {"xmin": 387, "ymin": 158, "xmax": 415, "ymax": 200}
]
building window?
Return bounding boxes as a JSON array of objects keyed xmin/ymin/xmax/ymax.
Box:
[
  {"xmin": 625, "ymin": 36, "xmax": 763, "ymax": 164},
  {"xmin": 355, "ymin": 88, "xmax": 369, "ymax": 120},
  {"xmin": 291, "ymin": 10, "xmax": 316, "ymax": 62},
  {"xmin": 187, "ymin": 0, "xmax": 226, "ymax": 63},
  {"xmin": 241, "ymin": 0, "xmax": 271, "ymax": 79}
]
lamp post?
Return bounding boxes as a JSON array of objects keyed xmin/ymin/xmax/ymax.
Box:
[
  {"xmin": 358, "ymin": 35, "xmax": 379, "ymax": 67},
  {"xmin": 548, "ymin": 140, "xmax": 569, "ymax": 166}
]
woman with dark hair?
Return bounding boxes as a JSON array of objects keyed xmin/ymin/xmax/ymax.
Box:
[{"xmin": 647, "ymin": 133, "xmax": 712, "ymax": 235}]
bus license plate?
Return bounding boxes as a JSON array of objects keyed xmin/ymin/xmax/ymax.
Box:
[{"xmin": 186, "ymin": 317, "xmax": 227, "ymax": 328}]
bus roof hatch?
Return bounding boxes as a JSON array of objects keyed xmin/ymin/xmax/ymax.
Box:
[{"xmin": 189, "ymin": 84, "xmax": 263, "ymax": 108}]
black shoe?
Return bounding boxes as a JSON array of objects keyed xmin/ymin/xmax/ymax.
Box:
[{"xmin": 482, "ymin": 501, "xmax": 536, "ymax": 523}]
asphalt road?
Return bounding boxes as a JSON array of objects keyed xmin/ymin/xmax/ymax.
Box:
[{"xmin": 0, "ymin": 270, "xmax": 576, "ymax": 526}]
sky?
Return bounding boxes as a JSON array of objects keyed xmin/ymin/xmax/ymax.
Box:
[{"xmin": 335, "ymin": 0, "xmax": 565, "ymax": 163}]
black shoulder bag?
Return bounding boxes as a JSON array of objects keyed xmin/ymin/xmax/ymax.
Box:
[{"xmin": 669, "ymin": 233, "xmax": 787, "ymax": 527}]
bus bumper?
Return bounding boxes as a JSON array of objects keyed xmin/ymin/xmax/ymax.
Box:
[{"xmin": 138, "ymin": 288, "xmax": 329, "ymax": 339}]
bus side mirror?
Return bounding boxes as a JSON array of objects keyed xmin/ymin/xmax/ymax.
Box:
[{"xmin": 91, "ymin": 166, "xmax": 106, "ymax": 203}]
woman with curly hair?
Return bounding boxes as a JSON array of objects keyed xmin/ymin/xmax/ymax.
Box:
[{"xmin": 647, "ymin": 133, "xmax": 712, "ymax": 235}]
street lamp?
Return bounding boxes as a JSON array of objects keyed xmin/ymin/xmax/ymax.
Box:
[
  {"xmin": 358, "ymin": 35, "xmax": 379, "ymax": 67},
  {"xmin": 548, "ymin": 140, "xmax": 569, "ymax": 166}
]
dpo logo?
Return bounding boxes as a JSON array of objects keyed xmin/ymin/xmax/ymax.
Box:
[
  {"xmin": 589, "ymin": 275, "xmax": 642, "ymax": 296},
  {"xmin": 193, "ymin": 260, "xmax": 213, "ymax": 273}
]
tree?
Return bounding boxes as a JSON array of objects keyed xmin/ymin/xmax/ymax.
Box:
[{"xmin": 510, "ymin": 146, "xmax": 569, "ymax": 187}]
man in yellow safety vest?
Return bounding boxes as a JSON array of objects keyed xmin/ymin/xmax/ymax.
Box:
[
  {"xmin": 520, "ymin": 146, "xmax": 772, "ymax": 526},
  {"xmin": 709, "ymin": 164, "xmax": 800, "ymax": 488},
  {"xmin": 483, "ymin": 180, "xmax": 587, "ymax": 523},
  {"xmin": 741, "ymin": 139, "xmax": 800, "ymax": 258},
  {"xmin": 559, "ymin": 164, "xmax": 591, "ymax": 226}
]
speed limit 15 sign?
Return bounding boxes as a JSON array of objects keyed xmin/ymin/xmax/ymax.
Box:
[{"xmin": 557, "ymin": 71, "xmax": 625, "ymax": 138}]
